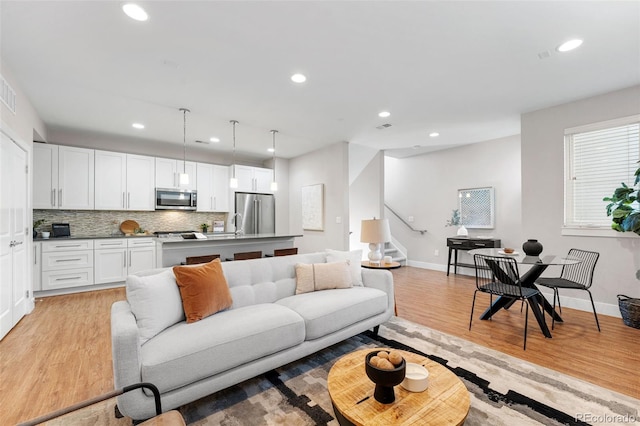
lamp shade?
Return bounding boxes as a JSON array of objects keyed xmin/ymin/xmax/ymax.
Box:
[{"xmin": 360, "ymin": 219, "xmax": 391, "ymax": 243}]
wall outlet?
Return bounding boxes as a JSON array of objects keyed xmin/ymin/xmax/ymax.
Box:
[
  {"xmin": 408, "ymin": 216, "xmax": 414, "ymax": 223},
  {"xmin": 335, "ymin": 216, "xmax": 342, "ymax": 224},
  {"xmin": 434, "ymin": 249, "xmax": 439, "ymax": 256}
]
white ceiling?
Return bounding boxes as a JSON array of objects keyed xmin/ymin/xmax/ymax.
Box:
[{"xmin": 2, "ymin": 1, "xmax": 639, "ymax": 160}]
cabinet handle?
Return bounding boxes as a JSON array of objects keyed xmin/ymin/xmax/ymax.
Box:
[
  {"xmin": 56, "ymin": 258, "xmax": 82, "ymax": 262},
  {"xmin": 122, "ymin": 192, "xmax": 125, "ymax": 209},
  {"xmin": 100, "ymin": 242, "xmax": 122, "ymax": 246},
  {"xmin": 58, "ymin": 189, "xmax": 62, "ymax": 206},
  {"xmin": 55, "ymin": 244, "xmax": 81, "ymax": 248},
  {"xmin": 474, "ymin": 243, "xmax": 486, "ymax": 247},
  {"xmin": 55, "ymin": 276, "xmax": 81, "ymax": 281},
  {"xmin": 128, "ymin": 192, "xmax": 131, "ymax": 209},
  {"xmin": 51, "ymin": 189, "xmax": 55, "ymax": 207},
  {"xmin": 34, "ymin": 246, "xmax": 37, "ymax": 265},
  {"xmin": 129, "ymin": 251, "xmax": 132, "ymax": 267},
  {"xmin": 210, "ymin": 196, "xmax": 213, "ymax": 210}
]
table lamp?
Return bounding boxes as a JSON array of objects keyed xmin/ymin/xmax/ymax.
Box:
[{"xmin": 361, "ymin": 218, "xmax": 391, "ymax": 265}]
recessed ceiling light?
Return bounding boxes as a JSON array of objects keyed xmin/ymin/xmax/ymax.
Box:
[
  {"xmin": 210, "ymin": 137, "xmax": 220, "ymax": 143},
  {"xmin": 267, "ymin": 148, "xmax": 275, "ymax": 153},
  {"xmin": 132, "ymin": 123, "xmax": 145, "ymax": 129},
  {"xmin": 429, "ymin": 132, "xmax": 439, "ymax": 137},
  {"xmin": 291, "ymin": 73, "xmax": 307, "ymax": 83},
  {"xmin": 378, "ymin": 111, "xmax": 391, "ymax": 118},
  {"xmin": 122, "ymin": 3, "xmax": 148, "ymax": 21},
  {"xmin": 557, "ymin": 39, "xmax": 583, "ymax": 52}
]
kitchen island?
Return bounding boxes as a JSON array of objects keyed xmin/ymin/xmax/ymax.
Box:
[{"xmin": 156, "ymin": 233, "xmax": 302, "ymax": 267}]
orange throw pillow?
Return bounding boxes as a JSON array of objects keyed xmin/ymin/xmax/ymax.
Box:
[{"xmin": 172, "ymin": 259, "xmax": 233, "ymax": 323}]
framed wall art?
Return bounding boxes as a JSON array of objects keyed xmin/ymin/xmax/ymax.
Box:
[
  {"xmin": 458, "ymin": 186, "xmax": 495, "ymax": 229},
  {"xmin": 302, "ymin": 183, "xmax": 324, "ymax": 231}
]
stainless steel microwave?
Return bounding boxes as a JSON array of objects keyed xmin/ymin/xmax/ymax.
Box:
[{"xmin": 155, "ymin": 188, "xmax": 197, "ymax": 210}]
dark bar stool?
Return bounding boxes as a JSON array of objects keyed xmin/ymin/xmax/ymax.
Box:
[
  {"xmin": 227, "ymin": 251, "xmax": 262, "ymax": 261},
  {"xmin": 268, "ymin": 248, "xmax": 298, "ymax": 257},
  {"xmin": 184, "ymin": 254, "xmax": 220, "ymax": 265}
]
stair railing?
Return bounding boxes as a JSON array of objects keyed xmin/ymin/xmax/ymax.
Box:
[{"xmin": 385, "ymin": 204, "xmax": 427, "ymax": 235}]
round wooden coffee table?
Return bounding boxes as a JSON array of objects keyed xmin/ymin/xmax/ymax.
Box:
[{"xmin": 327, "ymin": 348, "xmax": 470, "ymax": 425}]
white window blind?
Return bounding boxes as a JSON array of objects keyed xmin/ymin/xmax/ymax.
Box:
[{"xmin": 565, "ymin": 118, "xmax": 639, "ymax": 228}]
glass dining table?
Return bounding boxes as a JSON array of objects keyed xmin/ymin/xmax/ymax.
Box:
[{"xmin": 468, "ymin": 248, "xmax": 581, "ymax": 338}]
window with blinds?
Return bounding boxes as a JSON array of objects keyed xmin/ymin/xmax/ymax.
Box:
[{"xmin": 565, "ymin": 116, "xmax": 639, "ymax": 228}]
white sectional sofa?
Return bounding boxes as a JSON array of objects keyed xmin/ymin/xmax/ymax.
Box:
[{"xmin": 110, "ymin": 251, "xmax": 395, "ymax": 420}]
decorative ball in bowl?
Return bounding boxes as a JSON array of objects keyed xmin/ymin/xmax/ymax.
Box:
[
  {"xmin": 365, "ymin": 350, "xmax": 406, "ymax": 403},
  {"xmin": 503, "ymin": 247, "xmax": 514, "ymax": 254}
]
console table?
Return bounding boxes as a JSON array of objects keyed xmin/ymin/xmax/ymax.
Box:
[{"xmin": 446, "ymin": 237, "xmax": 501, "ymax": 276}]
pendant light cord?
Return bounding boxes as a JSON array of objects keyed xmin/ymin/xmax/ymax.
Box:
[
  {"xmin": 180, "ymin": 108, "xmax": 190, "ymax": 173},
  {"xmin": 230, "ymin": 120, "xmax": 238, "ymax": 179},
  {"xmin": 271, "ymin": 130, "xmax": 278, "ymax": 182}
]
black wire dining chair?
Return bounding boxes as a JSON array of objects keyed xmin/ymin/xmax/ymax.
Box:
[
  {"xmin": 470, "ymin": 254, "xmax": 542, "ymax": 350},
  {"xmin": 535, "ymin": 248, "xmax": 600, "ymax": 331}
]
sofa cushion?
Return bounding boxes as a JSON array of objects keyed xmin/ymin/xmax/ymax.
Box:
[
  {"xmin": 276, "ymin": 287, "xmax": 388, "ymax": 340},
  {"xmin": 139, "ymin": 303, "xmax": 305, "ymax": 394},
  {"xmin": 126, "ymin": 270, "xmax": 185, "ymax": 345},
  {"xmin": 173, "ymin": 259, "xmax": 233, "ymax": 323},
  {"xmin": 294, "ymin": 261, "xmax": 352, "ymax": 294},
  {"xmin": 326, "ymin": 249, "xmax": 363, "ymax": 286}
]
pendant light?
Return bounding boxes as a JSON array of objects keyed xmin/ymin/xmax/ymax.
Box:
[
  {"xmin": 179, "ymin": 108, "xmax": 190, "ymax": 186},
  {"xmin": 229, "ymin": 120, "xmax": 239, "ymax": 189},
  {"xmin": 270, "ymin": 130, "xmax": 278, "ymax": 192}
]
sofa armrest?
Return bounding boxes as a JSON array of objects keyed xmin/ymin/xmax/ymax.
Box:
[
  {"xmin": 111, "ymin": 301, "xmax": 142, "ymax": 389},
  {"xmin": 361, "ymin": 269, "xmax": 395, "ymax": 313}
]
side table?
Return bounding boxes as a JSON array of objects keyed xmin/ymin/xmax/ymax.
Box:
[
  {"xmin": 361, "ymin": 261, "xmax": 402, "ymax": 270},
  {"xmin": 446, "ymin": 237, "xmax": 501, "ymax": 276}
]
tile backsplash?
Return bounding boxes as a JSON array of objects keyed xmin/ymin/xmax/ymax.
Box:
[{"xmin": 33, "ymin": 210, "xmax": 228, "ymax": 237}]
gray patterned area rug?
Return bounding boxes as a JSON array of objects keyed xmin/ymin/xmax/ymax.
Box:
[{"xmin": 179, "ymin": 317, "xmax": 639, "ymax": 426}]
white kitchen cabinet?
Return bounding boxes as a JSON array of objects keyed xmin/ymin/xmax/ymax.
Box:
[
  {"xmin": 127, "ymin": 238, "xmax": 156, "ymax": 274},
  {"xmin": 212, "ymin": 165, "xmax": 230, "ymax": 212},
  {"xmin": 41, "ymin": 240, "xmax": 94, "ymax": 290},
  {"xmin": 126, "ymin": 154, "xmax": 155, "ymax": 210},
  {"xmin": 95, "ymin": 151, "xmax": 155, "ymax": 211},
  {"xmin": 33, "ymin": 242, "xmax": 41, "ymax": 292},
  {"xmin": 33, "ymin": 144, "xmax": 94, "ymax": 209},
  {"xmin": 232, "ymin": 165, "xmax": 273, "ymax": 194},
  {"xmin": 94, "ymin": 239, "xmax": 127, "ymax": 284},
  {"xmin": 156, "ymin": 157, "xmax": 196, "ymax": 190},
  {"xmin": 196, "ymin": 163, "xmax": 230, "ymax": 212},
  {"xmin": 94, "ymin": 238, "xmax": 155, "ymax": 284}
]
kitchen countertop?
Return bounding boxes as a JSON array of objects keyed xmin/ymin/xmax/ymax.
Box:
[{"xmin": 33, "ymin": 233, "xmax": 302, "ymax": 242}]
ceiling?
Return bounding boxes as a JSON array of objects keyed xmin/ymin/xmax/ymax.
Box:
[{"xmin": 1, "ymin": 1, "xmax": 639, "ymax": 160}]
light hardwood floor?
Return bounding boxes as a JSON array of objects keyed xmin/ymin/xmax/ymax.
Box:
[{"xmin": 1, "ymin": 267, "xmax": 638, "ymax": 425}]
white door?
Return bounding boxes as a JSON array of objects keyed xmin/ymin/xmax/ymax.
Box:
[
  {"xmin": 95, "ymin": 150, "xmax": 127, "ymax": 210},
  {"xmin": 33, "ymin": 143, "xmax": 58, "ymax": 209},
  {"xmin": 127, "ymin": 154, "xmax": 155, "ymax": 211},
  {"xmin": 0, "ymin": 132, "xmax": 28, "ymax": 340},
  {"xmin": 212, "ymin": 165, "xmax": 230, "ymax": 212},
  {"xmin": 196, "ymin": 163, "xmax": 214, "ymax": 212},
  {"xmin": 58, "ymin": 146, "xmax": 94, "ymax": 209}
]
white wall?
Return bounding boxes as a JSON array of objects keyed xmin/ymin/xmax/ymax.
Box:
[
  {"xmin": 522, "ymin": 85, "xmax": 640, "ymax": 317},
  {"xmin": 289, "ymin": 142, "xmax": 350, "ymax": 253},
  {"xmin": 385, "ymin": 135, "xmax": 522, "ymax": 271},
  {"xmin": 349, "ymin": 143, "xmax": 384, "ymax": 254}
]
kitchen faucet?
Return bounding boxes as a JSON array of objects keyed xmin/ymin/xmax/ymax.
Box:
[{"xmin": 232, "ymin": 213, "xmax": 244, "ymax": 235}]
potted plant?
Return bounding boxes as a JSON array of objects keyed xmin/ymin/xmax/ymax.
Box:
[
  {"xmin": 200, "ymin": 223, "xmax": 209, "ymax": 233},
  {"xmin": 445, "ymin": 209, "xmax": 467, "ymax": 236},
  {"xmin": 604, "ymin": 160, "xmax": 640, "ymax": 328},
  {"xmin": 33, "ymin": 219, "xmax": 45, "ymax": 238}
]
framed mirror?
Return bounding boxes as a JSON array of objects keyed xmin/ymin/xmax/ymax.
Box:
[{"xmin": 458, "ymin": 187, "xmax": 495, "ymax": 229}]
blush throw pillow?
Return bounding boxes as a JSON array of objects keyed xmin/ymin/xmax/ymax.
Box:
[
  {"xmin": 325, "ymin": 249, "xmax": 364, "ymax": 286},
  {"xmin": 295, "ymin": 261, "xmax": 352, "ymax": 294},
  {"xmin": 172, "ymin": 259, "xmax": 233, "ymax": 323}
]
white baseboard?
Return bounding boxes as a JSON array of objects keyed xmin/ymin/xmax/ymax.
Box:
[{"xmin": 405, "ymin": 261, "xmax": 621, "ymax": 318}]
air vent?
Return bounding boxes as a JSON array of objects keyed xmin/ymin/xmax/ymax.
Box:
[
  {"xmin": 195, "ymin": 140, "xmax": 210, "ymax": 145},
  {"xmin": 0, "ymin": 74, "xmax": 17, "ymax": 114},
  {"xmin": 376, "ymin": 123, "xmax": 392, "ymax": 130}
]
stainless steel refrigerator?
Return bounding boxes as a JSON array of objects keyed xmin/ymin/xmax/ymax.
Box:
[{"xmin": 234, "ymin": 192, "xmax": 275, "ymax": 235}]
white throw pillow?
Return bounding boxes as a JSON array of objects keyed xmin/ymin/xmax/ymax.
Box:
[
  {"xmin": 126, "ymin": 270, "xmax": 185, "ymax": 345},
  {"xmin": 325, "ymin": 249, "xmax": 363, "ymax": 286}
]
